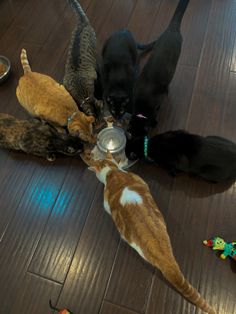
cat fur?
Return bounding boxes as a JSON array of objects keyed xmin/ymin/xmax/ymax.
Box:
[
  {"xmin": 129, "ymin": 0, "xmax": 190, "ymax": 136},
  {"xmin": 0, "ymin": 113, "xmax": 83, "ymax": 161},
  {"xmin": 101, "ymin": 29, "xmax": 156, "ymax": 120},
  {"xmin": 88, "ymin": 152, "xmax": 216, "ymax": 314},
  {"xmin": 125, "ymin": 130, "xmax": 236, "ymax": 183},
  {"xmin": 63, "ymin": 0, "xmax": 100, "ymax": 118},
  {"xmin": 16, "ymin": 48, "xmax": 95, "ymax": 143}
]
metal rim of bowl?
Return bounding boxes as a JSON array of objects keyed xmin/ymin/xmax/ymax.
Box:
[
  {"xmin": 0, "ymin": 55, "xmax": 11, "ymax": 80},
  {"xmin": 97, "ymin": 126, "xmax": 127, "ymax": 154}
]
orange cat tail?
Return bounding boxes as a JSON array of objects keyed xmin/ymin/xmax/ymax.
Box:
[
  {"xmin": 20, "ymin": 49, "xmax": 31, "ymax": 73},
  {"xmin": 163, "ymin": 266, "xmax": 216, "ymax": 314}
]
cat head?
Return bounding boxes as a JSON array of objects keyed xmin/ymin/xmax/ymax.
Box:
[
  {"xmin": 105, "ymin": 91, "xmax": 132, "ymax": 120},
  {"xmin": 67, "ymin": 111, "xmax": 96, "ymax": 143},
  {"xmin": 44, "ymin": 124, "xmax": 84, "ymax": 156},
  {"xmin": 51, "ymin": 133, "xmax": 84, "ymax": 156},
  {"xmin": 87, "ymin": 151, "xmax": 119, "ymax": 184}
]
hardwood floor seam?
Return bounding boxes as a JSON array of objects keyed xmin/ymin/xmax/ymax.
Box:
[
  {"xmin": 27, "ymin": 270, "xmax": 63, "ymax": 286},
  {"xmin": 185, "ymin": 0, "xmax": 213, "ymax": 130},
  {"xmin": 103, "ymin": 299, "xmax": 141, "ymax": 314},
  {"xmin": 26, "ymin": 161, "xmax": 73, "ymax": 273},
  {"xmin": 0, "ymin": 161, "xmax": 38, "ymax": 242},
  {"xmin": 98, "ymin": 239, "xmax": 121, "ymax": 314},
  {"xmin": 54, "ymin": 182, "xmax": 101, "ymax": 304}
]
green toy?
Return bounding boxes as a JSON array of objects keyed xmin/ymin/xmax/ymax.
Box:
[{"xmin": 203, "ymin": 237, "xmax": 236, "ymax": 260}]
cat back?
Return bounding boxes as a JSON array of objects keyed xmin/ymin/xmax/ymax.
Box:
[{"xmin": 88, "ymin": 153, "xmax": 216, "ymax": 313}]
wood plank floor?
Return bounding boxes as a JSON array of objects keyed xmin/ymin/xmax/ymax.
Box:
[{"xmin": 0, "ymin": 0, "xmax": 236, "ymax": 313}]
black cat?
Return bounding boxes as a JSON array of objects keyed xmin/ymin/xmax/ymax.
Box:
[
  {"xmin": 125, "ymin": 130, "xmax": 236, "ymax": 183},
  {"xmin": 129, "ymin": 0, "xmax": 190, "ymax": 137},
  {"xmin": 101, "ymin": 29, "xmax": 155, "ymax": 119}
]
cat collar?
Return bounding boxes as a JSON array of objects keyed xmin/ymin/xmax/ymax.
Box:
[
  {"xmin": 144, "ymin": 136, "xmax": 154, "ymax": 162},
  {"xmin": 144, "ymin": 136, "xmax": 149, "ymax": 158},
  {"xmin": 67, "ymin": 111, "xmax": 78, "ymax": 124}
]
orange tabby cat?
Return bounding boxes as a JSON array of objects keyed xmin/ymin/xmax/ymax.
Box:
[
  {"xmin": 16, "ymin": 49, "xmax": 95, "ymax": 143},
  {"xmin": 88, "ymin": 152, "xmax": 216, "ymax": 314}
]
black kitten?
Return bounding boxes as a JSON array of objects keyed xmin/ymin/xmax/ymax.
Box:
[
  {"xmin": 101, "ymin": 29, "xmax": 155, "ymax": 119},
  {"xmin": 129, "ymin": 0, "xmax": 190, "ymax": 137},
  {"xmin": 125, "ymin": 130, "xmax": 236, "ymax": 183}
]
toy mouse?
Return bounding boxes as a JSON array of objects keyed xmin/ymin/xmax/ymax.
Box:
[
  {"xmin": 49, "ymin": 300, "xmax": 73, "ymax": 314},
  {"xmin": 203, "ymin": 237, "xmax": 236, "ymax": 260}
]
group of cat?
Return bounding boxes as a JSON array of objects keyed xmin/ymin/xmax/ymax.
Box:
[
  {"xmin": 98, "ymin": 0, "xmax": 236, "ymax": 184},
  {"xmin": 0, "ymin": 0, "xmax": 233, "ymax": 312},
  {"xmin": 0, "ymin": 45, "xmax": 96, "ymax": 161},
  {"xmin": 75, "ymin": 0, "xmax": 231, "ymax": 312},
  {"xmin": 0, "ymin": 0, "xmax": 101, "ymax": 161}
]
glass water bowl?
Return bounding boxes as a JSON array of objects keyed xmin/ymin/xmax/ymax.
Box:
[{"xmin": 97, "ymin": 126, "xmax": 126, "ymax": 155}]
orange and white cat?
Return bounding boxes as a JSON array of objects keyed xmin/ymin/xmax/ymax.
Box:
[
  {"xmin": 88, "ymin": 152, "xmax": 216, "ymax": 314},
  {"xmin": 16, "ymin": 49, "xmax": 95, "ymax": 143}
]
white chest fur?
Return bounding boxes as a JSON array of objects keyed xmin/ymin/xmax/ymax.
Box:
[
  {"xmin": 103, "ymin": 199, "xmax": 111, "ymax": 215},
  {"xmin": 96, "ymin": 166, "xmax": 111, "ymax": 184}
]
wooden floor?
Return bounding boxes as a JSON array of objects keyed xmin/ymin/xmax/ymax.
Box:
[{"xmin": 0, "ymin": 0, "xmax": 236, "ymax": 313}]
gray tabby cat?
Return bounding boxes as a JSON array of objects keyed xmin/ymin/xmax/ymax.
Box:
[
  {"xmin": 0, "ymin": 113, "xmax": 83, "ymax": 161},
  {"xmin": 63, "ymin": 0, "xmax": 101, "ymax": 118}
]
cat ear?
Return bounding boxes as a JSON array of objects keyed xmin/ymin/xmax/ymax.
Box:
[{"xmin": 87, "ymin": 116, "xmax": 95, "ymax": 123}]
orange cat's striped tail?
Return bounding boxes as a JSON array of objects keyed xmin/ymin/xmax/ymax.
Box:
[
  {"xmin": 163, "ymin": 265, "xmax": 216, "ymax": 314},
  {"xmin": 20, "ymin": 49, "xmax": 31, "ymax": 73}
]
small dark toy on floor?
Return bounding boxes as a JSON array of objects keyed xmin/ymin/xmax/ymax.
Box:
[
  {"xmin": 101, "ymin": 29, "xmax": 155, "ymax": 119},
  {"xmin": 125, "ymin": 130, "xmax": 236, "ymax": 183},
  {"xmin": 49, "ymin": 300, "xmax": 73, "ymax": 314},
  {"xmin": 0, "ymin": 113, "xmax": 83, "ymax": 161},
  {"xmin": 129, "ymin": 0, "xmax": 190, "ymax": 137}
]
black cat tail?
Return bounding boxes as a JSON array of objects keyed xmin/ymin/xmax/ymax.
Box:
[
  {"xmin": 49, "ymin": 299, "xmax": 60, "ymax": 311},
  {"xmin": 136, "ymin": 40, "xmax": 157, "ymax": 52},
  {"xmin": 168, "ymin": 0, "xmax": 190, "ymax": 32}
]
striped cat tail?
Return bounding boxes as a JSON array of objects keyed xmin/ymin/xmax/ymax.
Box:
[
  {"xmin": 163, "ymin": 266, "xmax": 216, "ymax": 314},
  {"xmin": 20, "ymin": 49, "xmax": 31, "ymax": 73},
  {"xmin": 68, "ymin": 0, "xmax": 89, "ymax": 25}
]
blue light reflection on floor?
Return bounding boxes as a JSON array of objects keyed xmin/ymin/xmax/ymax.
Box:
[
  {"xmin": 53, "ymin": 191, "xmax": 70, "ymax": 216},
  {"xmin": 29, "ymin": 181, "xmax": 69, "ymax": 216}
]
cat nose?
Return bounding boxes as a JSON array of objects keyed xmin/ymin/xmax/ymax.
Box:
[{"xmin": 67, "ymin": 146, "xmax": 76, "ymax": 153}]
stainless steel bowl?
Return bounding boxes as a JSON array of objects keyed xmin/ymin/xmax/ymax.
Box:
[
  {"xmin": 97, "ymin": 126, "xmax": 126, "ymax": 154},
  {"xmin": 0, "ymin": 55, "xmax": 11, "ymax": 84}
]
